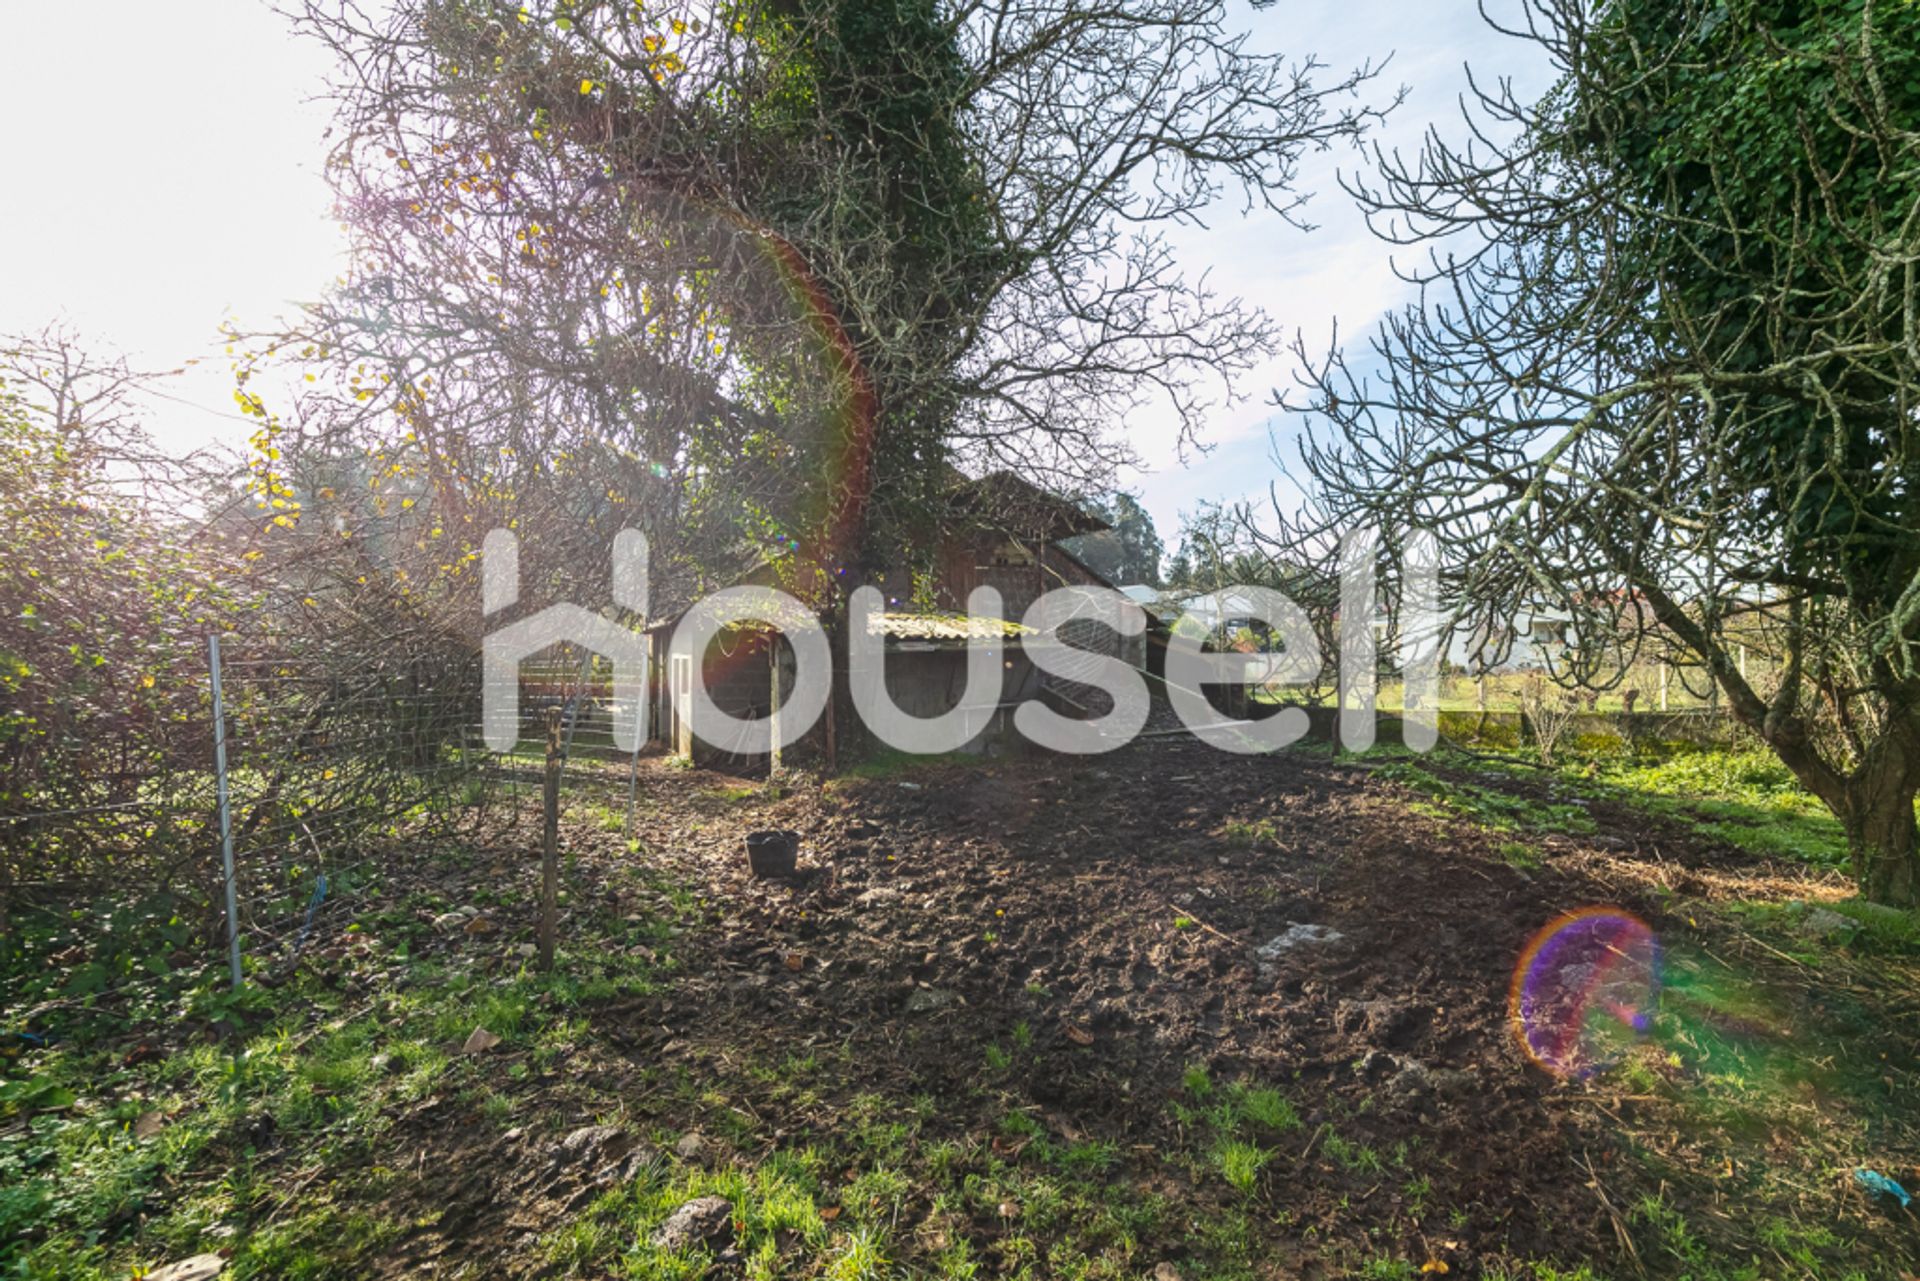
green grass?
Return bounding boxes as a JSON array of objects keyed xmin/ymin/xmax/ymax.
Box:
[
  {"xmin": 1584, "ymin": 748, "xmax": 1852, "ymax": 868},
  {"xmin": 1376, "ymin": 673, "xmax": 1718, "ymax": 715},
  {"xmin": 11, "ymin": 761, "xmax": 1908, "ymax": 1281},
  {"xmin": 0, "ymin": 856, "xmax": 690, "ymax": 1281},
  {"xmin": 1182, "ymin": 1063, "xmax": 1214, "ymax": 1100},
  {"xmin": 1221, "ymin": 818, "xmax": 1279, "ymax": 848},
  {"xmin": 1353, "ymin": 1259, "xmax": 1416, "ymax": 1281},
  {"xmin": 544, "ymin": 1077, "xmax": 1180, "ymax": 1281},
  {"xmin": 1499, "ymin": 840, "xmax": 1543, "ymax": 870},
  {"xmin": 1212, "ymin": 1139, "xmax": 1267, "ymax": 1195},
  {"xmin": 1236, "ymin": 1087, "xmax": 1300, "ymax": 1132},
  {"xmin": 1322, "ymin": 1133, "xmax": 1384, "ymax": 1175},
  {"xmin": 832, "ymin": 747, "xmax": 979, "ymax": 784},
  {"xmin": 1374, "ymin": 755, "xmax": 1597, "ymax": 836},
  {"xmin": 1382, "ymin": 741, "xmax": 1880, "ymax": 875}
]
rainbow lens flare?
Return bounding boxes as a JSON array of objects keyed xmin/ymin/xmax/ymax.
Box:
[{"xmin": 1510, "ymin": 907, "xmax": 1661, "ymax": 1078}]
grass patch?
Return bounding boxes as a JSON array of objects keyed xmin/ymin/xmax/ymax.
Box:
[
  {"xmin": 1590, "ymin": 748, "xmax": 1852, "ymax": 868},
  {"xmin": 833, "ymin": 748, "xmax": 979, "ymax": 784},
  {"xmin": 0, "ymin": 855, "xmax": 689, "ymax": 1281},
  {"xmin": 1375, "ymin": 757, "xmax": 1596, "ymax": 836},
  {"xmin": 1221, "ymin": 818, "xmax": 1279, "ymax": 848},
  {"xmin": 1212, "ymin": 1139, "xmax": 1267, "ymax": 1194}
]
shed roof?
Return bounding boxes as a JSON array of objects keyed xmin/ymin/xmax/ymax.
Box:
[{"xmin": 873, "ymin": 611, "xmax": 1030, "ymax": 641}]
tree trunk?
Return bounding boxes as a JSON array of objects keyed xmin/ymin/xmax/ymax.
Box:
[{"xmin": 1845, "ymin": 784, "xmax": 1919, "ymax": 908}]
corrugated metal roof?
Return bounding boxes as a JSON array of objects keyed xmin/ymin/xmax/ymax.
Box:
[{"xmin": 872, "ymin": 611, "xmax": 1030, "ymax": 640}]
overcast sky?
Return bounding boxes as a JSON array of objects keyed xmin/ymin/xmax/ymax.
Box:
[{"xmin": 0, "ymin": 0, "xmax": 1551, "ymax": 545}]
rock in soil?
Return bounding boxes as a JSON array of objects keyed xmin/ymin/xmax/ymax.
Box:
[
  {"xmin": 650, "ymin": 1196, "xmax": 735, "ymax": 1252},
  {"xmin": 1335, "ymin": 998, "xmax": 1415, "ymax": 1046},
  {"xmin": 557, "ymin": 1124, "xmax": 634, "ymax": 1169},
  {"xmin": 1254, "ymin": 923, "xmax": 1345, "ymax": 976},
  {"xmin": 145, "ymin": 1257, "xmax": 226, "ymax": 1281},
  {"xmin": 1798, "ymin": 906, "xmax": 1856, "ymax": 940},
  {"xmin": 904, "ymin": 986, "xmax": 961, "ymax": 1014}
]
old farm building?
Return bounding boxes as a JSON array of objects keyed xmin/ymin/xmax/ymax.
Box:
[{"xmin": 645, "ymin": 473, "xmax": 1148, "ymax": 768}]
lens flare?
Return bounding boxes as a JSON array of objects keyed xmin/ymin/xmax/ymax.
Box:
[{"xmin": 1510, "ymin": 907, "xmax": 1661, "ymax": 1078}]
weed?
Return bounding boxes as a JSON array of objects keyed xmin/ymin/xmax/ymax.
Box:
[
  {"xmin": 931, "ymin": 1237, "xmax": 981, "ymax": 1281},
  {"xmin": 1377, "ymin": 759, "xmax": 1596, "ymax": 836},
  {"xmin": 998, "ymin": 1115, "xmax": 1044, "ymax": 1152},
  {"xmin": 1401, "ymin": 1174, "xmax": 1431, "ymax": 1217},
  {"xmin": 1057, "ymin": 1140, "xmax": 1119, "ymax": 1174},
  {"xmin": 1214, "ymin": 1139, "xmax": 1267, "ymax": 1194},
  {"xmin": 1182, "ymin": 1063, "xmax": 1214, "ymax": 1100},
  {"xmin": 1222, "ymin": 818, "xmax": 1279, "ymax": 848},
  {"xmin": 1498, "ymin": 840, "xmax": 1541, "ymax": 870},
  {"xmin": 1236, "ymin": 1087, "xmax": 1300, "ymax": 1132},
  {"xmin": 1631, "ymin": 1191, "xmax": 1711, "ymax": 1272},
  {"xmin": 1322, "ymin": 1134, "xmax": 1384, "ymax": 1175}
]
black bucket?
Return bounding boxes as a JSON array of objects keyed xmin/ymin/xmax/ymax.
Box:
[{"xmin": 745, "ymin": 829, "xmax": 799, "ymax": 879}]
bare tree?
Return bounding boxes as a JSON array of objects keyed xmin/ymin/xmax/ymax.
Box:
[
  {"xmin": 1261, "ymin": 0, "xmax": 1920, "ymax": 903},
  {"xmin": 1517, "ymin": 674, "xmax": 1579, "ymax": 768},
  {"xmin": 248, "ymin": 0, "xmax": 1394, "ymax": 613}
]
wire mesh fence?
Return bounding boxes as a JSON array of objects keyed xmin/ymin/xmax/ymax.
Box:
[
  {"xmin": 0, "ymin": 605, "xmax": 512, "ymax": 1024},
  {"xmin": 205, "ymin": 632, "xmax": 500, "ymax": 979},
  {"xmin": 0, "ymin": 612, "xmax": 699, "ymax": 1030}
]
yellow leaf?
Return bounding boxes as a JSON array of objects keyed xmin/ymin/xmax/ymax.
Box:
[{"xmin": 580, "ymin": 78, "xmax": 594, "ymax": 94}]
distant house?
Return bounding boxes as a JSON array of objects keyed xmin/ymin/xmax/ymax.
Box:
[
  {"xmin": 646, "ymin": 472, "xmax": 1146, "ymax": 768},
  {"xmin": 1447, "ymin": 592, "xmax": 1666, "ymax": 674}
]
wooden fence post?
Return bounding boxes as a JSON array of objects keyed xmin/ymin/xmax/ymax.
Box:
[
  {"xmin": 768, "ymin": 640, "xmax": 783, "ymax": 783},
  {"xmin": 540, "ymin": 705, "xmax": 561, "ymax": 972}
]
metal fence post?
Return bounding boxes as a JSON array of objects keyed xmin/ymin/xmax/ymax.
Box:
[
  {"xmin": 560, "ymin": 650, "xmax": 592, "ymax": 765},
  {"xmin": 207, "ymin": 634, "xmax": 243, "ymax": 990},
  {"xmin": 540, "ymin": 706, "xmax": 562, "ymax": 972},
  {"xmin": 624, "ymin": 733, "xmax": 645, "ymax": 841}
]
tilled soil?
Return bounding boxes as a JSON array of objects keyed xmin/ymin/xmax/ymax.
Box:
[{"xmin": 332, "ymin": 739, "xmax": 1919, "ymax": 1278}]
